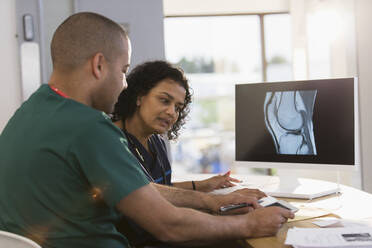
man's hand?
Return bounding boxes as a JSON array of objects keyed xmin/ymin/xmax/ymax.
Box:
[
  {"xmin": 233, "ymin": 188, "xmax": 267, "ymax": 199},
  {"xmin": 245, "ymin": 207, "xmax": 295, "ymax": 237},
  {"xmin": 206, "ymin": 192, "xmax": 261, "ymax": 215},
  {"xmin": 197, "ymin": 171, "xmax": 241, "ymax": 192}
]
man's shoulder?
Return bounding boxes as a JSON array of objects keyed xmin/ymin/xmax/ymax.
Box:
[
  {"xmin": 13, "ymin": 85, "xmax": 121, "ymax": 139},
  {"xmin": 62, "ymin": 103, "xmax": 111, "ymax": 125},
  {"xmin": 36, "ymin": 85, "xmax": 114, "ymax": 126},
  {"xmin": 61, "ymin": 107, "xmax": 121, "ymax": 144}
]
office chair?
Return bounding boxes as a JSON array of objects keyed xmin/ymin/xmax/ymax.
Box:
[{"xmin": 0, "ymin": 230, "xmax": 41, "ymax": 248}]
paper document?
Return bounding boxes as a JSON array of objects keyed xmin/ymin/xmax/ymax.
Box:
[
  {"xmin": 288, "ymin": 205, "xmax": 331, "ymax": 222},
  {"xmin": 211, "ymin": 184, "xmax": 252, "ymax": 195},
  {"xmin": 312, "ymin": 218, "xmax": 372, "ymax": 228},
  {"xmin": 285, "ymin": 227, "xmax": 372, "ymax": 247}
]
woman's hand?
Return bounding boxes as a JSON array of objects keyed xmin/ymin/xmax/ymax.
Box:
[
  {"xmin": 233, "ymin": 188, "xmax": 267, "ymax": 199},
  {"xmin": 196, "ymin": 171, "xmax": 241, "ymax": 192}
]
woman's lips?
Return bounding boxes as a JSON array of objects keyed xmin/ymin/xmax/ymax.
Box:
[{"xmin": 158, "ymin": 118, "xmax": 171, "ymax": 128}]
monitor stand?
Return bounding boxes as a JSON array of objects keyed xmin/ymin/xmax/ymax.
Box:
[{"xmin": 263, "ymin": 170, "xmax": 340, "ymax": 200}]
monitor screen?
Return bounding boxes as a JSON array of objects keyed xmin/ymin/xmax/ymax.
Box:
[{"xmin": 235, "ymin": 78, "xmax": 358, "ymax": 167}]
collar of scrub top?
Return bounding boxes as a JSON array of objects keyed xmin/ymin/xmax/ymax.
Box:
[{"xmin": 122, "ymin": 128, "xmax": 167, "ymax": 184}]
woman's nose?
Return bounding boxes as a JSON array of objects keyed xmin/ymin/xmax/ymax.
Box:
[{"xmin": 166, "ymin": 105, "xmax": 176, "ymax": 117}]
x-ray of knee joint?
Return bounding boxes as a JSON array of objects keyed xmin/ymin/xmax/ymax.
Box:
[{"xmin": 264, "ymin": 90, "xmax": 317, "ymax": 155}]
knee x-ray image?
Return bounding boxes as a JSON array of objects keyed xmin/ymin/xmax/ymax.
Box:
[
  {"xmin": 236, "ymin": 78, "xmax": 355, "ymax": 165},
  {"xmin": 264, "ymin": 90, "xmax": 317, "ymax": 155}
]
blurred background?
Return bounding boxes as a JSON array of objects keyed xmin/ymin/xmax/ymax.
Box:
[{"xmin": 1, "ymin": 0, "xmax": 371, "ymax": 191}]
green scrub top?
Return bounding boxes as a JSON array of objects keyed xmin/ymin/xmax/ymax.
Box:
[{"xmin": 0, "ymin": 85, "xmax": 149, "ymax": 248}]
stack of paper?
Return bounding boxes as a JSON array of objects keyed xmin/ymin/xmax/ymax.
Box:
[{"xmin": 285, "ymin": 227, "xmax": 372, "ymax": 248}]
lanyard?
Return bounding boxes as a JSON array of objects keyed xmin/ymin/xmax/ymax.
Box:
[
  {"xmin": 123, "ymin": 130, "xmax": 167, "ymax": 184},
  {"xmin": 49, "ymin": 84, "xmax": 69, "ymax": 98}
]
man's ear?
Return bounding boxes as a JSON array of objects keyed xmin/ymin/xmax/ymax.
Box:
[{"xmin": 91, "ymin": 53, "xmax": 106, "ymax": 79}]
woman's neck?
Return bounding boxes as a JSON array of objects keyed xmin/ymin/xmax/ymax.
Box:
[{"xmin": 123, "ymin": 117, "xmax": 152, "ymax": 152}]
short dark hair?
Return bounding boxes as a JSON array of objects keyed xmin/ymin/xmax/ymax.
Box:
[
  {"xmin": 51, "ymin": 12, "xmax": 128, "ymax": 71},
  {"xmin": 112, "ymin": 61, "xmax": 192, "ymax": 140}
]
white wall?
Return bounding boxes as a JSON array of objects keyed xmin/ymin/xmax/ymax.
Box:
[
  {"xmin": 163, "ymin": 0, "xmax": 289, "ymax": 16},
  {"xmin": 76, "ymin": 0, "xmax": 166, "ymax": 69},
  {"xmin": 0, "ymin": 0, "xmax": 22, "ymax": 132},
  {"xmin": 355, "ymin": 0, "xmax": 372, "ymax": 193},
  {"xmin": 43, "ymin": 0, "xmax": 74, "ymax": 79}
]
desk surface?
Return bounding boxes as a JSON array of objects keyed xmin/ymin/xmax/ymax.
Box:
[{"xmin": 173, "ymin": 174, "xmax": 372, "ymax": 248}]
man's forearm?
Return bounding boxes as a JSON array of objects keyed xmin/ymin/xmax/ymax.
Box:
[
  {"xmin": 118, "ymin": 183, "xmax": 291, "ymax": 245},
  {"xmin": 152, "ymin": 183, "xmax": 214, "ymax": 211},
  {"xmin": 163, "ymin": 206, "xmax": 252, "ymax": 245},
  {"xmin": 118, "ymin": 184, "xmax": 254, "ymax": 245},
  {"xmin": 172, "ymin": 181, "xmax": 194, "ymax": 190}
]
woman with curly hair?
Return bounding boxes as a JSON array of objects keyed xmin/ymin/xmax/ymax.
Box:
[
  {"xmin": 112, "ymin": 61, "xmax": 267, "ymax": 247},
  {"xmin": 112, "ymin": 60, "xmax": 240, "ymax": 191}
]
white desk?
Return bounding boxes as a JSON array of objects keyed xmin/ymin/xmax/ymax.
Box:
[{"xmin": 173, "ymin": 174, "xmax": 372, "ymax": 248}]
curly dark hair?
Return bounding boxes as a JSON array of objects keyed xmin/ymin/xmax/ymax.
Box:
[{"xmin": 112, "ymin": 60, "xmax": 192, "ymax": 140}]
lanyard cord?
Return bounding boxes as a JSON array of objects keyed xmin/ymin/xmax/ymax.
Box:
[
  {"xmin": 49, "ymin": 84, "xmax": 69, "ymax": 98},
  {"xmin": 123, "ymin": 130, "xmax": 167, "ymax": 184}
]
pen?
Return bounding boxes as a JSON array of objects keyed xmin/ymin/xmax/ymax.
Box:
[
  {"xmin": 219, "ymin": 199, "xmax": 263, "ymax": 212},
  {"xmin": 219, "ymin": 203, "xmax": 252, "ymax": 212}
]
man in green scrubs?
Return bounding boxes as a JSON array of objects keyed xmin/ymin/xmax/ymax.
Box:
[
  {"xmin": 0, "ymin": 12, "xmax": 293, "ymax": 248},
  {"xmin": 0, "ymin": 12, "xmax": 148, "ymax": 248}
]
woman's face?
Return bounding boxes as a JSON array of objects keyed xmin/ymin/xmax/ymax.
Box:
[{"xmin": 136, "ymin": 79, "xmax": 186, "ymax": 135}]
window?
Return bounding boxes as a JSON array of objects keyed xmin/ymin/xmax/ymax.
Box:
[{"xmin": 164, "ymin": 14, "xmax": 292, "ymax": 175}]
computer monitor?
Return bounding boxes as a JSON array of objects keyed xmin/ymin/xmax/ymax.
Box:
[{"xmin": 235, "ymin": 77, "xmax": 360, "ymax": 199}]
